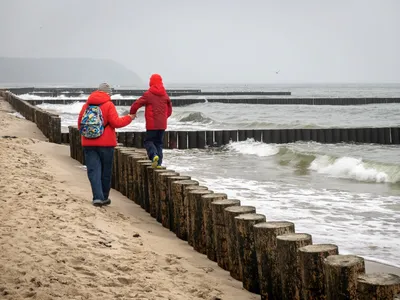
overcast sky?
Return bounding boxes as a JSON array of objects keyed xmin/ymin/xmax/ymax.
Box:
[{"xmin": 1, "ymin": 0, "xmax": 399, "ymax": 84}]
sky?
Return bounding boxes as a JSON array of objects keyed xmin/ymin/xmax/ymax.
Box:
[{"xmin": 0, "ymin": 0, "xmax": 399, "ymax": 84}]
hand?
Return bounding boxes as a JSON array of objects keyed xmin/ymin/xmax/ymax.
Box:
[{"xmin": 129, "ymin": 114, "xmax": 136, "ymax": 120}]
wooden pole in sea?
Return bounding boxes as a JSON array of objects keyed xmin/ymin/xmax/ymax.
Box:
[
  {"xmin": 224, "ymin": 205, "xmax": 256, "ymax": 281},
  {"xmin": 211, "ymin": 199, "xmax": 241, "ymax": 270},
  {"xmin": 184, "ymin": 185, "xmax": 209, "ymax": 247},
  {"xmin": 158, "ymin": 172, "xmax": 180, "ymax": 228},
  {"xmin": 357, "ymin": 273, "xmax": 400, "ymax": 300},
  {"xmin": 254, "ymin": 221, "xmax": 296, "ymax": 300},
  {"xmin": 201, "ymin": 193, "xmax": 228, "ymax": 261},
  {"xmin": 170, "ymin": 180, "xmax": 199, "ymax": 240},
  {"xmin": 166, "ymin": 175, "xmax": 191, "ymax": 233},
  {"xmin": 187, "ymin": 189, "xmax": 214, "ymax": 251},
  {"xmin": 276, "ymin": 233, "xmax": 313, "ymax": 300},
  {"xmin": 234, "ymin": 213, "xmax": 266, "ymax": 294},
  {"xmin": 299, "ymin": 244, "xmax": 339, "ymax": 299},
  {"xmin": 324, "ymin": 254, "xmax": 365, "ymax": 300}
]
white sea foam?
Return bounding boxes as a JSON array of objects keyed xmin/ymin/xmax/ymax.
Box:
[
  {"xmin": 309, "ymin": 156, "xmax": 390, "ymax": 183},
  {"xmin": 225, "ymin": 139, "xmax": 279, "ymax": 157}
]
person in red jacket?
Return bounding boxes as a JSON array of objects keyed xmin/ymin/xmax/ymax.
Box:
[
  {"xmin": 78, "ymin": 83, "xmax": 135, "ymax": 207},
  {"xmin": 130, "ymin": 74, "xmax": 172, "ymax": 168}
]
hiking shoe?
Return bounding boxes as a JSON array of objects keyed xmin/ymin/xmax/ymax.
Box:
[
  {"xmin": 156, "ymin": 165, "xmax": 163, "ymax": 169},
  {"xmin": 152, "ymin": 155, "xmax": 159, "ymax": 168},
  {"xmin": 92, "ymin": 199, "xmax": 103, "ymax": 207},
  {"xmin": 102, "ymin": 198, "xmax": 111, "ymax": 206}
]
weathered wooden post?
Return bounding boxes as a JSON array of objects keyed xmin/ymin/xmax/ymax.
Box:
[
  {"xmin": 299, "ymin": 244, "xmax": 339, "ymax": 299},
  {"xmin": 185, "ymin": 185, "xmax": 209, "ymax": 246},
  {"xmin": 277, "ymin": 233, "xmax": 313, "ymax": 300},
  {"xmin": 128, "ymin": 152, "xmax": 147, "ymax": 202},
  {"xmin": 200, "ymin": 193, "xmax": 228, "ymax": 261},
  {"xmin": 211, "ymin": 199, "xmax": 241, "ymax": 270},
  {"xmin": 235, "ymin": 213, "xmax": 266, "ymax": 293},
  {"xmin": 324, "ymin": 254, "xmax": 365, "ymax": 300},
  {"xmin": 171, "ymin": 180, "xmax": 199, "ymax": 240},
  {"xmin": 188, "ymin": 189, "xmax": 213, "ymax": 250},
  {"xmin": 153, "ymin": 169, "xmax": 177, "ymax": 223},
  {"xmin": 158, "ymin": 172, "xmax": 180, "ymax": 228},
  {"xmin": 357, "ymin": 273, "xmax": 400, "ymax": 300},
  {"xmin": 138, "ymin": 160, "xmax": 153, "ymax": 208},
  {"xmin": 224, "ymin": 205, "xmax": 256, "ymax": 281},
  {"xmin": 166, "ymin": 175, "xmax": 191, "ymax": 232},
  {"xmin": 254, "ymin": 221, "xmax": 296, "ymax": 300},
  {"xmin": 147, "ymin": 166, "xmax": 166, "ymax": 217}
]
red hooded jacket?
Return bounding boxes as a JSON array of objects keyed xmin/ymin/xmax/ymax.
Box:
[
  {"xmin": 78, "ymin": 91, "xmax": 132, "ymax": 147},
  {"xmin": 129, "ymin": 74, "xmax": 172, "ymax": 130}
]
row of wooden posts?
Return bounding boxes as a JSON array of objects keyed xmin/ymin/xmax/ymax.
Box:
[
  {"xmin": 63, "ymin": 126, "xmax": 400, "ymax": 149},
  {"xmin": 24, "ymin": 96, "xmax": 400, "ymax": 106},
  {"xmin": 1, "ymin": 91, "xmax": 62, "ymax": 143},
  {"xmin": 68, "ymin": 126, "xmax": 400, "ymax": 300}
]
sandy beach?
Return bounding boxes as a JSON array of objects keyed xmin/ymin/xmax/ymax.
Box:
[
  {"xmin": 1, "ymin": 97, "xmax": 399, "ymax": 300},
  {"xmin": 0, "ymin": 97, "xmax": 259, "ymax": 299}
]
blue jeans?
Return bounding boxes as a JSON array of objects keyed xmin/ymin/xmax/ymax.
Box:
[
  {"xmin": 144, "ymin": 130, "xmax": 164, "ymax": 166},
  {"xmin": 83, "ymin": 146, "xmax": 114, "ymax": 201}
]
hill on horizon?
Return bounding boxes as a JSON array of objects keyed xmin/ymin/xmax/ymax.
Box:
[{"xmin": 0, "ymin": 57, "xmax": 143, "ymax": 86}]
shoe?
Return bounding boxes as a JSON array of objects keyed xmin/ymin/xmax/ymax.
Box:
[
  {"xmin": 156, "ymin": 165, "xmax": 163, "ymax": 169},
  {"xmin": 152, "ymin": 155, "xmax": 159, "ymax": 168},
  {"xmin": 102, "ymin": 198, "xmax": 111, "ymax": 206},
  {"xmin": 92, "ymin": 199, "xmax": 103, "ymax": 207}
]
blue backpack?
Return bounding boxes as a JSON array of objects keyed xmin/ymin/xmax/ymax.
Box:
[{"xmin": 79, "ymin": 104, "xmax": 106, "ymax": 139}]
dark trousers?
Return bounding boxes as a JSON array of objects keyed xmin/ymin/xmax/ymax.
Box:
[
  {"xmin": 144, "ymin": 130, "xmax": 165, "ymax": 166},
  {"xmin": 83, "ymin": 146, "xmax": 114, "ymax": 201}
]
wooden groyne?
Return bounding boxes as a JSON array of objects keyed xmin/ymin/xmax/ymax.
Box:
[
  {"xmin": 7, "ymin": 87, "xmax": 291, "ymax": 97},
  {"xmin": 22, "ymin": 96, "xmax": 400, "ymax": 106},
  {"xmin": 61, "ymin": 127, "xmax": 400, "ymax": 147},
  {"xmin": 1, "ymin": 91, "xmax": 61, "ymax": 143},
  {"xmin": 67, "ymin": 127, "xmax": 400, "ymax": 300}
]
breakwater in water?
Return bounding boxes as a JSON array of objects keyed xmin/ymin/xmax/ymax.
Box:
[
  {"xmin": 7, "ymin": 87, "xmax": 291, "ymax": 97},
  {"xmin": 22, "ymin": 97, "xmax": 400, "ymax": 106},
  {"xmin": 61, "ymin": 126, "xmax": 400, "ymax": 147},
  {"xmin": 67, "ymin": 126, "xmax": 400, "ymax": 299}
]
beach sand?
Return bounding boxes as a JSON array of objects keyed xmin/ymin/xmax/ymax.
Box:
[{"xmin": 0, "ymin": 97, "xmax": 399, "ymax": 300}]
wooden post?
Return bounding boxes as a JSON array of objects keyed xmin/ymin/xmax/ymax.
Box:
[
  {"xmin": 185, "ymin": 185, "xmax": 209, "ymax": 246},
  {"xmin": 201, "ymin": 193, "xmax": 228, "ymax": 262},
  {"xmin": 254, "ymin": 221, "xmax": 296, "ymax": 300},
  {"xmin": 158, "ymin": 172, "xmax": 180, "ymax": 228},
  {"xmin": 127, "ymin": 153, "xmax": 147, "ymax": 201},
  {"xmin": 133, "ymin": 158, "xmax": 150, "ymax": 203},
  {"xmin": 211, "ymin": 199, "xmax": 241, "ymax": 270},
  {"xmin": 224, "ymin": 205, "xmax": 256, "ymax": 281},
  {"xmin": 277, "ymin": 233, "xmax": 313, "ymax": 300},
  {"xmin": 171, "ymin": 180, "xmax": 200, "ymax": 240},
  {"xmin": 147, "ymin": 166, "xmax": 165, "ymax": 216},
  {"xmin": 357, "ymin": 273, "xmax": 400, "ymax": 300},
  {"xmin": 154, "ymin": 170, "xmax": 177, "ymax": 223},
  {"xmin": 187, "ymin": 189, "xmax": 213, "ymax": 250},
  {"xmin": 235, "ymin": 213, "xmax": 266, "ymax": 293},
  {"xmin": 166, "ymin": 175, "xmax": 191, "ymax": 233},
  {"xmin": 324, "ymin": 255, "xmax": 365, "ymax": 300},
  {"xmin": 138, "ymin": 161, "xmax": 153, "ymax": 209},
  {"xmin": 299, "ymin": 244, "xmax": 339, "ymax": 300}
]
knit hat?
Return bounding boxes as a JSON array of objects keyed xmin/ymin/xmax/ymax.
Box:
[{"xmin": 98, "ymin": 82, "xmax": 112, "ymax": 95}]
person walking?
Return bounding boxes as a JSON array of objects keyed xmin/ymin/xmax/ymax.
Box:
[
  {"xmin": 129, "ymin": 74, "xmax": 172, "ymax": 168},
  {"xmin": 78, "ymin": 83, "xmax": 135, "ymax": 206}
]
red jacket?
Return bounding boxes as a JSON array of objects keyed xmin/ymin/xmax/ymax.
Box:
[
  {"xmin": 78, "ymin": 91, "xmax": 132, "ymax": 147},
  {"xmin": 130, "ymin": 74, "xmax": 172, "ymax": 130}
]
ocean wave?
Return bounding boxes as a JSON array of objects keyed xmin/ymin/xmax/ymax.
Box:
[
  {"xmin": 225, "ymin": 139, "xmax": 400, "ymax": 184},
  {"xmin": 177, "ymin": 112, "xmax": 214, "ymax": 124}
]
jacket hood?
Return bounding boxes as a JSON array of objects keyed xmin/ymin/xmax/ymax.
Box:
[
  {"xmin": 149, "ymin": 73, "xmax": 167, "ymax": 96},
  {"xmin": 87, "ymin": 90, "xmax": 111, "ymax": 105}
]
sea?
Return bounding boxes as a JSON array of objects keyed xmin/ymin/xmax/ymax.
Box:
[{"xmin": 17, "ymin": 83, "xmax": 400, "ymax": 268}]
